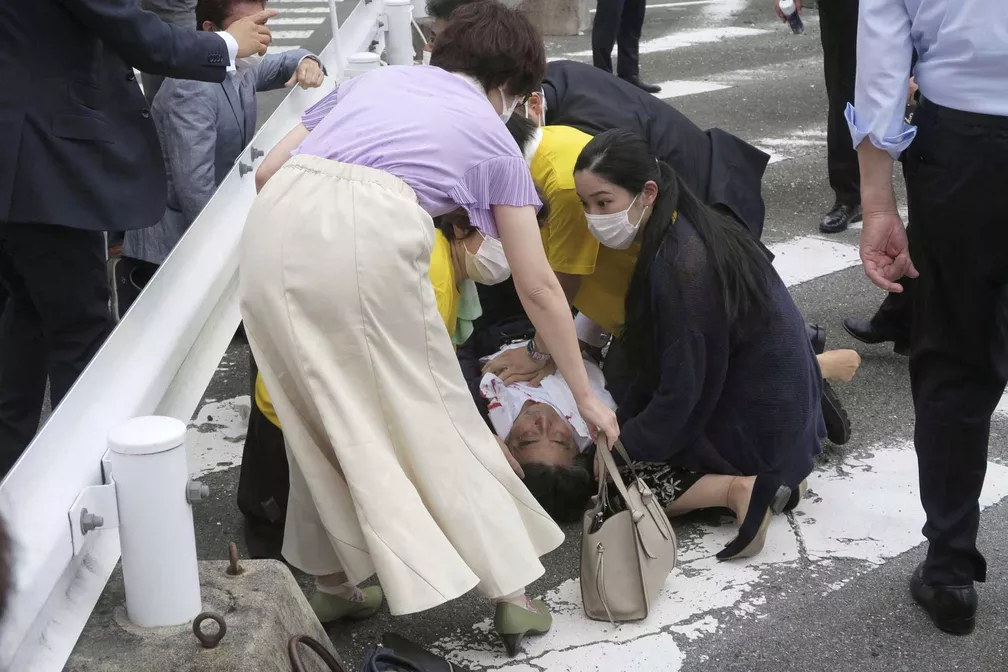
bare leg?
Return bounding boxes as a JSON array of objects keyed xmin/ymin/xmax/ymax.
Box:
[{"xmin": 664, "ymin": 474, "xmax": 755, "ymax": 520}]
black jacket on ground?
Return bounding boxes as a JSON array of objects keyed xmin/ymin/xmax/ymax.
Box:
[
  {"xmin": 0, "ymin": 0, "xmax": 229, "ymax": 232},
  {"xmin": 542, "ymin": 60, "xmax": 770, "ymax": 240}
]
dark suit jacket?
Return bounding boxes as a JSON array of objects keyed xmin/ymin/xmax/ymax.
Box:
[
  {"xmin": 0, "ymin": 0, "xmax": 230, "ymax": 232},
  {"xmin": 542, "ymin": 60, "xmax": 770, "ymax": 239}
]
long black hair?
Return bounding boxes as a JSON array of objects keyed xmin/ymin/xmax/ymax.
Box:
[{"xmin": 574, "ymin": 129, "xmax": 773, "ymax": 379}]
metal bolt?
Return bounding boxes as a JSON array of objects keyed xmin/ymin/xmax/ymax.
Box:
[
  {"xmin": 226, "ymin": 542, "xmax": 243, "ymax": 576},
  {"xmin": 239, "ymin": 162, "xmax": 253, "ymax": 178},
  {"xmin": 187, "ymin": 479, "xmax": 210, "ymax": 504},
  {"xmin": 80, "ymin": 509, "xmax": 104, "ymax": 534},
  {"xmin": 250, "ymin": 146, "xmax": 264, "ymax": 160}
]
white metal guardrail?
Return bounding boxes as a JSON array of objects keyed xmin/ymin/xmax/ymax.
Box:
[{"xmin": 0, "ymin": 1, "xmax": 419, "ymax": 668}]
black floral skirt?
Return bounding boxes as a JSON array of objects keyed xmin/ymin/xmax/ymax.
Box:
[{"xmin": 618, "ymin": 462, "xmax": 704, "ymax": 505}]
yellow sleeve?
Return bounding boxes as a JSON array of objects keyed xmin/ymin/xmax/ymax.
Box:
[
  {"xmin": 254, "ymin": 372, "xmax": 282, "ymax": 429},
  {"xmin": 543, "ymin": 185, "xmax": 601, "ymax": 277},
  {"xmin": 429, "ymin": 231, "xmax": 459, "ymax": 335}
]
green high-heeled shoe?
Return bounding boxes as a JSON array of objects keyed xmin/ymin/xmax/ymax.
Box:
[
  {"xmin": 309, "ymin": 586, "xmax": 384, "ymax": 624},
  {"xmin": 494, "ymin": 598, "xmax": 551, "ymax": 658}
]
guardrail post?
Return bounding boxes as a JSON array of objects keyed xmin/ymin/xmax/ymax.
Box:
[
  {"xmin": 108, "ymin": 417, "xmax": 205, "ymax": 628},
  {"xmin": 385, "ymin": 0, "xmax": 415, "ymax": 66}
]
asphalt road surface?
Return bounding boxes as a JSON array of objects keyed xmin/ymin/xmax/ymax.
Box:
[{"xmin": 165, "ymin": 1, "xmax": 1008, "ymax": 670}]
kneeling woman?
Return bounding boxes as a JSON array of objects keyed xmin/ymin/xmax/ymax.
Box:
[{"xmin": 575, "ymin": 130, "xmax": 826, "ymax": 559}]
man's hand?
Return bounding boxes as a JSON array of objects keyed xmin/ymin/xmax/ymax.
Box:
[
  {"xmin": 907, "ymin": 77, "xmax": 919, "ymax": 105},
  {"xmin": 774, "ymin": 0, "xmax": 801, "ymax": 20},
  {"xmin": 227, "ymin": 9, "xmax": 278, "ymax": 58},
  {"xmin": 860, "ymin": 209, "xmax": 919, "ymax": 292},
  {"xmin": 496, "ymin": 436, "xmax": 524, "ymax": 478},
  {"xmin": 287, "ymin": 58, "xmax": 325, "ymax": 89},
  {"xmin": 482, "ymin": 346, "xmax": 554, "ymax": 386}
]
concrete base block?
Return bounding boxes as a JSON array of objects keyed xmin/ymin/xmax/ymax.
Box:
[
  {"xmin": 524, "ymin": 0, "xmax": 593, "ymax": 36},
  {"xmin": 66, "ymin": 560, "xmax": 343, "ymax": 672}
]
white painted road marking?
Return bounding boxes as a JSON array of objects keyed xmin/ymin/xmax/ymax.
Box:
[
  {"xmin": 655, "ymin": 80, "xmax": 731, "ymax": 99},
  {"xmin": 769, "ymin": 235, "xmax": 862, "ymax": 287},
  {"xmin": 431, "ymin": 444, "xmax": 1008, "ymax": 671},
  {"xmin": 565, "ymin": 26, "xmax": 768, "ymax": 59}
]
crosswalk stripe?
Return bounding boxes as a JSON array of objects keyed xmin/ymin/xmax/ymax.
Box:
[
  {"xmin": 770, "ymin": 236, "xmax": 862, "ymax": 287},
  {"xmin": 656, "ymin": 80, "xmax": 731, "ymax": 99},
  {"xmin": 590, "ymin": 0, "xmax": 718, "ymax": 12},
  {"xmin": 270, "ymin": 29, "xmax": 316, "ymax": 40},
  {"xmin": 269, "ymin": 17, "xmax": 327, "ymax": 25},
  {"xmin": 564, "ymin": 26, "xmax": 768, "ymax": 58}
]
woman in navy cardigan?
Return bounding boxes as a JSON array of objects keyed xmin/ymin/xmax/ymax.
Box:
[{"xmin": 574, "ymin": 130, "xmax": 826, "ymax": 560}]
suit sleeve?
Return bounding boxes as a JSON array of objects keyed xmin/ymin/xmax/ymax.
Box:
[
  {"xmin": 158, "ymin": 82, "xmax": 219, "ymax": 226},
  {"xmin": 56, "ymin": 0, "xmax": 228, "ymax": 82},
  {"xmin": 254, "ymin": 49, "xmax": 314, "ymax": 91}
]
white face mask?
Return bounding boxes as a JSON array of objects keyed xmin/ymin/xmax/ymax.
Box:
[
  {"xmin": 585, "ymin": 194, "xmax": 647, "ymax": 250},
  {"xmin": 465, "ymin": 235, "xmax": 511, "ymax": 285},
  {"xmin": 422, "ymin": 49, "xmax": 432, "ymax": 65},
  {"xmin": 235, "ymin": 53, "xmax": 263, "ymax": 73},
  {"xmin": 498, "ymin": 86, "xmax": 520, "ymax": 123}
]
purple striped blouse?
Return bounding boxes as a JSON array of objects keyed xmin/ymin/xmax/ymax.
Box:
[{"xmin": 294, "ymin": 65, "xmax": 541, "ymax": 238}]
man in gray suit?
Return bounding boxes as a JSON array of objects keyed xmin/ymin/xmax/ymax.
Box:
[
  {"xmin": 139, "ymin": 0, "xmax": 199, "ymax": 106},
  {"xmin": 114, "ymin": 0, "xmax": 325, "ymax": 317}
]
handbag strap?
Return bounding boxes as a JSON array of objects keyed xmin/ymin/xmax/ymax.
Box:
[{"xmin": 596, "ymin": 433, "xmax": 639, "ymax": 512}]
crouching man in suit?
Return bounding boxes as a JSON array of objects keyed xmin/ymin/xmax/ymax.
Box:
[{"xmin": 114, "ymin": 0, "xmax": 325, "ymax": 317}]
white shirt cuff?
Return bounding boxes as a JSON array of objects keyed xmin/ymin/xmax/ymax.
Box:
[
  {"xmin": 217, "ymin": 31, "xmax": 239, "ymax": 73},
  {"xmin": 845, "ymin": 103, "xmax": 917, "ymax": 160}
]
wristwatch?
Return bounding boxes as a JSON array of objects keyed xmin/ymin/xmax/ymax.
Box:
[{"xmin": 526, "ymin": 337, "xmax": 551, "ymax": 362}]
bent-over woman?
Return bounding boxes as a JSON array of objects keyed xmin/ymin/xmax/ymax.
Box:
[{"xmin": 240, "ymin": 2, "xmax": 617, "ymax": 657}]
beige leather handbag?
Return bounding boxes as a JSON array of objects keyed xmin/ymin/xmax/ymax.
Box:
[{"xmin": 581, "ymin": 436, "xmax": 678, "ymax": 623}]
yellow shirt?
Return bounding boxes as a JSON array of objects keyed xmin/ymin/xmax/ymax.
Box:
[
  {"xmin": 531, "ymin": 125, "xmax": 642, "ymax": 335},
  {"xmin": 255, "ymin": 230, "xmax": 459, "ymax": 428}
]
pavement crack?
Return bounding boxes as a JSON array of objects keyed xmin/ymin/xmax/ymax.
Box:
[{"xmin": 787, "ymin": 511, "xmax": 810, "ymax": 565}]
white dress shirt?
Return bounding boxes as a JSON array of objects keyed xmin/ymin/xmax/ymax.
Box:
[
  {"xmin": 217, "ymin": 30, "xmax": 239, "ymax": 72},
  {"xmin": 479, "ymin": 344, "xmax": 617, "ymax": 451},
  {"xmin": 845, "ymin": 0, "xmax": 1008, "ymax": 159}
]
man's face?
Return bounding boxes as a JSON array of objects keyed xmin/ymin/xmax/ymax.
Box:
[
  {"xmin": 506, "ymin": 401, "xmax": 578, "ymax": 467},
  {"xmin": 426, "ymin": 18, "xmax": 451, "ymax": 51},
  {"xmin": 205, "ymin": 0, "xmax": 265, "ymax": 31}
]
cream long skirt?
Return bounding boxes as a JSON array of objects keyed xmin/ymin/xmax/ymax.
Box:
[{"xmin": 239, "ymin": 156, "xmax": 564, "ymax": 616}]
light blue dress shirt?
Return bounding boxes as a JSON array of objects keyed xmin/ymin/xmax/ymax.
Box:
[{"xmin": 845, "ymin": 0, "xmax": 1008, "ymax": 159}]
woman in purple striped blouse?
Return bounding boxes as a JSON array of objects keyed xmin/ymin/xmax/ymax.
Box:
[{"xmin": 240, "ymin": 2, "xmax": 616, "ymax": 657}]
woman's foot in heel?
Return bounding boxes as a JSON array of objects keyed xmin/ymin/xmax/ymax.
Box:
[
  {"xmin": 717, "ymin": 476, "xmax": 791, "ymax": 561},
  {"xmin": 783, "ymin": 479, "xmax": 807, "ymax": 512},
  {"xmin": 494, "ymin": 597, "xmax": 551, "ymax": 657},
  {"xmin": 309, "ymin": 585, "xmax": 384, "ymax": 624}
]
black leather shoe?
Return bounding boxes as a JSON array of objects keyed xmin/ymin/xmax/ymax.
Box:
[
  {"xmin": 842, "ymin": 317, "xmax": 910, "ymax": 356},
  {"xmin": 621, "ymin": 75, "xmax": 662, "ymax": 94},
  {"xmin": 806, "ymin": 322, "xmax": 826, "ymax": 355},
  {"xmin": 910, "ymin": 563, "xmax": 977, "ymax": 635},
  {"xmin": 819, "ymin": 203, "xmax": 862, "ymax": 234},
  {"xmin": 821, "ymin": 380, "xmax": 851, "ymax": 445}
]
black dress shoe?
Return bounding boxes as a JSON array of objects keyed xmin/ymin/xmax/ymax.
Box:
[
  {"xmin": 819, "ymin": 203, "xmax": 862, "ymax": 234},
  {"xmin": 821, "ymin": 380, "xmax": 851, "ymax": 445},
  {"xmin": 842, "ymin": 317, "xmax": 910, "ymax": 356},
  {"xmin": 806, "ymin": 322, "xmax": 826, "ymax": 355},
  {"xmin": 910, "ymin": 563, "xmax": 977, "ymax": 635},
  {"xmin": 621, "ymin": 75, "xmax": 662, "ymax": 94}
]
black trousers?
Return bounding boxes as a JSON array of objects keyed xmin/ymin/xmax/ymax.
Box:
[
  {"xmin": 905, "ymin": 99, "xmax": 1008, "ymax": 586},
  {"xmin": 592, "ymin": 0, "xmax": 647, "ymax": 79},
  {"xmin": 818, "ymin": 0, "xmax": 860, "ymax": 207},
  {"xmin": 0, "ymin": 223, "xmax": 114, "ymax": 474},
  {"xmin": 871, "ymin": 275, "xmax": 915, "ymax": 340}
]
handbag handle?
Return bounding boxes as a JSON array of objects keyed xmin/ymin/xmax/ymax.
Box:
[{"xmin": 595, "ymin": 433, "xmax": 640, "ymax": 514}]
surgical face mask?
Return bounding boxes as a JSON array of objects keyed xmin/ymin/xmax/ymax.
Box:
[
  {"xmin": 422, "ymin": 49, "xmax": 432, "ymax": 65},
  {"xmin": 465, "ymin": 235, "xmax": 511, "ymax": 285},
  {"xmin": 235, "ymin": 53, "xmax": 263, "ymax": 73},
  {"xmin": 585, "ymin": 194, "xmax": 647, "ymax": 250},
  {"xmin": 498, "ymin": 86, "xmax": 520, "ymax": 123}
]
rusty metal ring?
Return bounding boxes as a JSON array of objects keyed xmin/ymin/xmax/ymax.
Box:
[
  {"xmin": 192, "ymin": 612, "xmax": 227, "ymax": 649},
  {"xmin": 288, "ymin": 635, "xmax": 346, "ymax": 672}
]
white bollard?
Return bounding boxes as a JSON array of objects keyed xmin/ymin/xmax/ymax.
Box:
[
  {"xmin": 411, "ymin": 0, "xmax": 428, "ymax": 19},
  {"xmin": 385, "ymin": 0, "xmax": 415, "ymax": 66},
  {"xmin": 108, "ymin": 417, "xmax": 202, "ymax": 628},
  {"xmin": 345, "ymin": 52, "xmax": 382, "ymax": 79}
]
